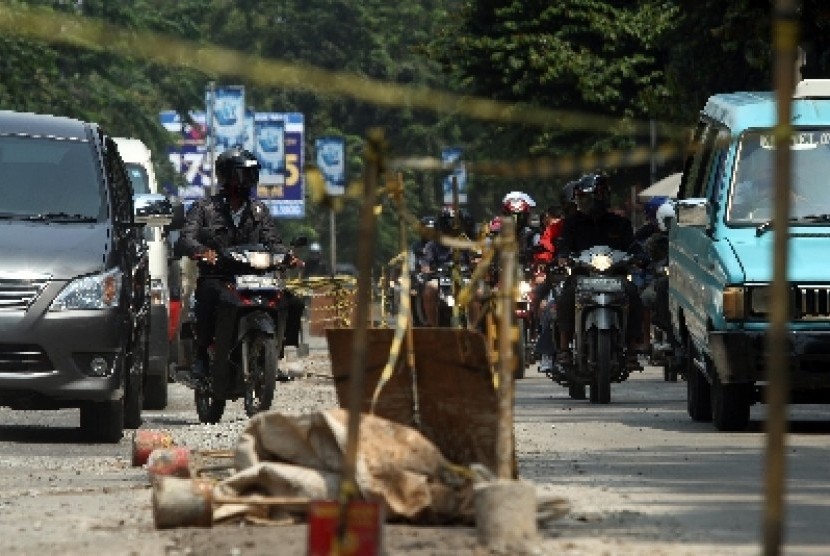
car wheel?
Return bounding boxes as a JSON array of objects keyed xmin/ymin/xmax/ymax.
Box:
[
  {"xmin": 80, "ymin": 400, "xmax": 124, "ymax": 443},
  {"xmin": 711, "ymin": 379, "xmax": 752, "ymax": 432}
]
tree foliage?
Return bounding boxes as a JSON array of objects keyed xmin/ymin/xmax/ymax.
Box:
[{"xmin": 1, "ymin": 0, "xmax": 828, "ymax": 267}]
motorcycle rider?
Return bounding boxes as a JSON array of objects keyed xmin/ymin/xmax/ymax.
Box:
[
  {"xmin": 631, "ymin": 195, "xmax": 671, "ymax": 347},
  {"xmin": 177, "ymin": 147, "xmax": 304, "ymax": 381},
  {"xmin": 418, "ymin": 206, "xmax": 475, "ymax": 327},
  {"xmin": 641, "ymin": 200, "xmax": 675, "ymax": 347},
  {"xmin": 534, "ymin": 180, "xmax": 579, "ymax": 373},
  {"xmin": 554, "ymin": 172, "xmax": 643, "ymax": 370},
  {"xmin": 501, "ymin": 190, "xmax": 538, "ymax": 264}
]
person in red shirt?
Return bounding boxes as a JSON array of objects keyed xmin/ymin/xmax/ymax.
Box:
[{"xmin": 533, "ymin": 183, "xmax": 578, "ymax": 373}]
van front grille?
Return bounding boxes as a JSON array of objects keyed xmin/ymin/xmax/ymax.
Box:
[
  {"xmin": 0, "ymin": 277, "xmax": 50, "ymax": 311},
  {"xmin": 794, "ymin": 286, "xmax": 830, "ymax": 320},
  {"xmin": 0, "ymin": 343, "xmax": 52, "ymax": 372}
]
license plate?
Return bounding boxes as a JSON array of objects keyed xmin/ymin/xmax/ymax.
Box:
[
  {"xmin": 236, "ymin": 275, "xmax": 280, "ymax": 290},
  {"xmin": 577, "ymin": 276, "xmax": 624, "ymax": 293}
]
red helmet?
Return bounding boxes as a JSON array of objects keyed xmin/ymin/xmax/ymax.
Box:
[{"xmin": 502, "ymin": 191, "xmax": 536, "ymax": 215}]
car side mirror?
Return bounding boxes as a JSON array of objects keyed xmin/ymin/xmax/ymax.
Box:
[{"xmin": 133, "ymin": 193, "xmax": 173, "ymax": 227}]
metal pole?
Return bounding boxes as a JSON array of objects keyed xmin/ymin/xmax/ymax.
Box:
[
  {"xmin": 496, "ymin": 217, "xmax": 516, "ymax": 480},
  {"xmin": 207, "ymin": 81, "xmax": 217, "ymax": 195},
  {"xmin": 330, "ymin": 208, "xmax": 337, "ymax": 274},
  {"xmin": 339, "ymin": 129, "xmax": 382, "ymax": 505},
  {"xmin": 764, "ymin": 2, "xmax": 799, "ymax": 555},
  {"xmin": 650, "ymin": 118, "xmax": 657, "ymax": 186}
]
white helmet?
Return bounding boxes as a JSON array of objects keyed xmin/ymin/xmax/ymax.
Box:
[{"xmin": 656, "ymin": 201, "xmax": 676, "ymax": 232}]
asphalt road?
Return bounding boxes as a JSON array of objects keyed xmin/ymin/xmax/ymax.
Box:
[
  {"xmin": 515, "ymin": 365, "xmax": 830, "ymax": 555},
  {"xmin": 0, "ymin": 348, "xmax": 828, "ymax": 555}
]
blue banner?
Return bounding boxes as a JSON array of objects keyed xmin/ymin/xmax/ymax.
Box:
[
  {"xmin": 315, "ymin": 136, "xmax": 346, "ymax": 196},
  {"xmin": 254, "ymin": 119, "xmax": 286, "ymax": 184},
  {"xmin": 442, "ymin": 147, "xmax": 467, "ymax": 205},
  {"xmin": 161, "ymin": 108, "xmax": 305, "ymax": 218},
  {"xmin": 209, "ymin": 86, "xmax": 246, "ymax": 151}
]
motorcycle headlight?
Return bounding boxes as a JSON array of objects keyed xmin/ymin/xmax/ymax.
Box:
[
  {"xmin": 518, "ymin": 280, "xmax": 532, "ymax": 299},
  {"xmin": 590, "ymin": 254, "xmax": 613, "ymax": 272},
  {"xmin": 49, "ymin": 268, "xmax": 123, "ymax": 311}
]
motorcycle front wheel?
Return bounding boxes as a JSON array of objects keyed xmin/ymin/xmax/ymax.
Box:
[
  {"xmin": 244, "ymin": 331, "xmax": 278, "ymax": 417},
  {"xmin": 195, "ymin": 380, "xmax": 226, "ymax": 424},
  {"xmin": 589, "ymin": 329, "xmax": 613, "ymax": 404}
]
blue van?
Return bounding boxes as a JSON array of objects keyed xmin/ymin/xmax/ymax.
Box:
[{"xmin": 669, "ymin": 79, "xmax": 830, "ymax": 431}]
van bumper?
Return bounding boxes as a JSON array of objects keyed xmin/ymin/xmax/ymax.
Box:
[
  {"xmin": 709, "ymin": 330, "xmax": 830, "ymax": 388},
  {"xmin": 0, "ymin": 308, "xmax": 126, "ymax": 409}
]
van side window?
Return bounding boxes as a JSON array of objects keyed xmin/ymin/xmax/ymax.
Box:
[
  {"xmin": 704, "ymin": 128, "xmax": 731, "ymax": 203},
  {"xmin": 677, "ymin": 121, "xmax": 708, "ymax": 200},
  {"xmin": 684, "ymin": 123, "xmax": 719, "ymax": 199}
]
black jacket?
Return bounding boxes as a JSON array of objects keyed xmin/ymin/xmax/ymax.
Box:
[
  {"xmin": 178, "ymin": 194, "xmax": 283, "ymax": 277},
  {"xmin": 558, "ymin": 210, "xmax": 634, "ymax": 256}
]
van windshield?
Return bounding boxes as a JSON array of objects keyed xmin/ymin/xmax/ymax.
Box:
[
  {"xmin": 125, "ymin": 162, "xmax": 151, "ymax": 194},
  {"xmin": 0, "ymin": 136, "xmax": 105, "ymax": 222},
  {"xmin": 728, "ymin": 129, "xmax": 830, "ymax": 224}
]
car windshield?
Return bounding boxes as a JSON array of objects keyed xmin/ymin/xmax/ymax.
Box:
[
  {"xmin": 728, "ymin": 129, "xmax": 830, "ymax": 224},
  {"xmin": 0, "ymin": 135, "xmax": 105, "ymax": 222},
  {"xmin": 125, "ymin": 162, "xmax": 151, "ymax": 194}
]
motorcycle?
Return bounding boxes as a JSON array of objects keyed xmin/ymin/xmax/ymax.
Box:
[
  {"xmin": 642, "ymin": 260, "xmax": 682, "ymax": 381},
  {"xmin": 177, "ymin": 242, "xmax": 302, "ymax": 423},
  {"xmin": 515, "ymin": 261, "xmax": 549, "ymax": 375},
  {"xmin": 552, "ymin": 245, "xmax": 636, "ymax": 404},
  {"xmin": 415, "ymin": 261, "xmax": 472, "ymax": 327}
]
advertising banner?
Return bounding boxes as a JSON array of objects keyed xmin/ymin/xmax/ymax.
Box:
[
  {"xmin": 254, "ymin": 119, "xmax": 286, "ymax": 185},
  {"xmin": 441, "ymin": 147, "xmax": 467, "ymax": 205},
  {"xmin": 209, "ymin": 85, "xmax": 246, "ymax": 151},
  {"xmin": 243, "ymin": 109, "xmax": 256, "ymax": 153},
  {"xmin": 161, "ymin": 108, "xmax": 305, "ymax": 218},
  {"xmin": 315, "ymin": 136, "xmax": 346, "ymax": 196}
]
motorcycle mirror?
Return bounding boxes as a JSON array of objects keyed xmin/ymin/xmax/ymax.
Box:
[{"xmin": 291, "ymin": 236, "xmax": 309, "ymax": 248}]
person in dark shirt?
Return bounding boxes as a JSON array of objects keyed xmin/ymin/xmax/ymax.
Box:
[
  {"xmin": 555, "ymin": 173, "xmax": 643, "ymax": 369},
  {"xmin": 177, "ymin": 147, "xmax": 304, "ymax": 380}
]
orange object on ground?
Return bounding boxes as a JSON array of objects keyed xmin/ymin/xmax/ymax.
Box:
[
  {"xmin": 132, "ymin": 429, "xmax": 176, "ymax": 467},
  {"xmin": 146, "ymin": 447, "xmax": 192, "ymax": 479}
]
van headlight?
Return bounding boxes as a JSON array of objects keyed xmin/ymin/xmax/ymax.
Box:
[{"xmin": 49, "ymin": 268, "xmax": 123, "ymax": 311}]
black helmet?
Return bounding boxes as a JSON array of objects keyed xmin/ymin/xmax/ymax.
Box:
[
  {"xmin": 215, "ymin": 147, "xmax": 260, "ymax": 195},
  {"xmin": 573, "ymin": 173, "xmax": 609, "ymax": 200}
]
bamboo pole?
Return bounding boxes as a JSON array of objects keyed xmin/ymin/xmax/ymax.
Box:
[
  {"xmin": 496, "ymin": 217, "xmax": 516, "ymax": 480},
  {"xmin": 338, "ymin": 129, "xmax": 383, "ymax": 524},
  {"xmin": 763, "ymin": 2, "xmax": 799, "ymax": 555}
]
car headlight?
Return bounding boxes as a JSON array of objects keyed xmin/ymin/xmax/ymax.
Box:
[
  {"xmin": 722, "ymin": 285, "xmax": 745, "ymax": 320},
  {"xmin": 49, "ymin": 268, "xmax": 123, "ymax": 311}
]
